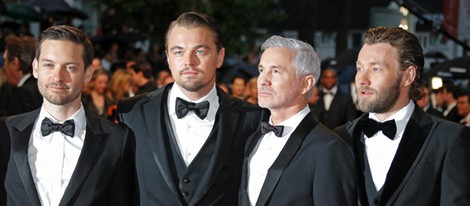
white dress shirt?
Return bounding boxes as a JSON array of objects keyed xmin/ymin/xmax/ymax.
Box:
[
  {"xmin": 365, "ymin": 101, "xmax": 414, "ymax": 191},
  {"xmin": 28, "ymin": 104, "xmax": 87, "ymax": 206},
  {"xmin": 248, "ymin": 106, "xmax": 310, "ymax": 205},
  {"xmin": 322, "ymin": 86, "xmax": 337, "ymax": 111},
  {"xmin": 168, "ymin": 83, "xmax": 219, "ymax": 166}
]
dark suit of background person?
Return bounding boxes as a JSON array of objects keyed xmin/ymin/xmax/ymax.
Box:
[
  {"xmin": 116, "ymin": 12, "xmax": 263, "ymax": 205},
  {"xmin": 334, "ymin": 27, "xmax": 470, "ymax": 206},
  {"xmin": 1, "ymin": 35, "xmax": 42, "ymax": 116},
  {"xmin": 238, "ymin": 35, "xmax": 357, "ymax": 206},
  {"xmin": 442, "ymin": 83, "xmax": 462, "ymax": 122},
  {"xmin": 312, "ymin": 68, "xmax": 357, "ymax": 129},
  {"xmin": 0, "ymin": 110, "xmax": 134, "ymax": 206}
]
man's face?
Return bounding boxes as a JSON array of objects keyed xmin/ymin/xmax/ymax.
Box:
[
  {"xmin": 416, "ymin": 87, "xmax": 430, "ymax": 109},
  {"xmin": 320, "ymin": 69, "xmax": 337, "ymax": 90},
  {"xmin": 257, "ymin": 47, "xmax": 305, "ymax": 110},
  {"xmin": 457, "ymin": 95, "xmax": 470, "ymax": 117},
  {"xmin": 3, "ymin": 50, "xmax": 21, "ymax": 86},
  {"xmin": 166, "ymin": 25, "xmax": 224, "ymax": 95},
  {"xmin": 231, "ymin": 77, "xmax": 245, "ymax": 97},
  {"xmin": 33, "ymin": 40, "xmax": 92, "ymax": 106},
  {"xmin": 355, "ymin": 43, "xmax": 404, "ymax": 113}
]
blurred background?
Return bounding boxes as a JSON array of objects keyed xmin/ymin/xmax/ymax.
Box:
[{"xmin": 0, "ymin": 0, "xmax": 469, "ymax": 124}]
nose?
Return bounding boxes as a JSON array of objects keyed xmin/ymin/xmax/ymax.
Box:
[
  {"xmin": 184, "ymin": 52, "xmax": 199, "ymax": 67},
  {"xmin": 355, "ymin": 70, "xmax": 370, "ymax": 87},
  {"xmin": 258, "ymin": 72, "xmax": 271, "ymax": 87},
  {"xmin": 51, "ymin": 66, "xmax": 67, "ymax": 82}
]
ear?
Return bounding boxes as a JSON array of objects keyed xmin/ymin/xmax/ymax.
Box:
[
  {"xmin": 32, "ymin": 58, "xmax": 39, "ymax": 79},
  {"xmin": 83, "ymin": 66, "xmax": 93, "ymax": 83},
  {"xmin": 402, "ymin": 65, "xmax": 416, "ymax": 87},
  {"xmin": 301, "ymin": 75, "xmax": 315, "ymax": 95},
  {"xmin": 216, "ymin": 48, "xmax": 225, "ymax": 69}
]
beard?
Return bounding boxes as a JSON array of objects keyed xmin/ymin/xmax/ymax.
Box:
[
  {"xmin": 357, "ymin": 75, "xmax": 402, "ymax": 113},
  {"xmin": 39, "ymin": 83, "xmax": 80, "ymax": 106},
  {"xmin": 176, "ymin": 68, "xmax": 214, "ymax": 92}
]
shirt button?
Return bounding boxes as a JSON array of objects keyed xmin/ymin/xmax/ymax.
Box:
[{"xmin": 183, "ymin": 178, "xmax": 190, "ymax": 183}]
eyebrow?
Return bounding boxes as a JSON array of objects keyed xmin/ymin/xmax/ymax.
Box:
[
  {"xmin": 40, "ymin": 58, "xmax": 80, "ymax": 66},
  {"xmin": 169, "ymin": 44, "xmax": 210, "ymax": 52}
]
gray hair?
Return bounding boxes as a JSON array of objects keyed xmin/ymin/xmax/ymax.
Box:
[{"xmin": 261, "ymin": 35, "xmax": 321, "ymax": 97}]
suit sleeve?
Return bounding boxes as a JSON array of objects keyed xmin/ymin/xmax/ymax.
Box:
[
  {"xmin": 0, "ymin": 117, "xmax": 10, "ymax": 205},
  {"xmin": 106, "ymin": 126, "xmax": 137, "ymax": 206},
  {"xmin": 313, "ymin": 139, "xmax": 358, "ymax": 206},
  {"xmin": 441, "ymin": 126, "xmax": 470, "ymax": 205}
]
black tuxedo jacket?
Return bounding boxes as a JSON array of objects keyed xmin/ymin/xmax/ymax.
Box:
[
  {"xmin": 0, "ymin": 109, "xmax": 134, "ymax": 206},
  {"xmin": 117, "ymin": 83, "xmax": 263, "ymax": 206},
  {"xmin": 313, "ymin": 89, "xmax": 358, "ymax": 129},
  {"xmin": 335, "ymin": 104, "xmax": 470, "ymax": 206},
  {"xmin": 239, "ymin": 111, "xmax": 358, "ymax": 206},
  {"xmin": 10, "ymin": 76, "xmax": 43, "ymax": 116}
]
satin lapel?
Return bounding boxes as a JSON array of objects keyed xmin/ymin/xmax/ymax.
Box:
[
  {"xmin": 256, "ymin": 112, "xmax": 318, "ymax": 206},
  {"xmin": 60, "ymin": 114, "xmax": 105, "ymax": 205},
  {"xmin": 347, "ymin": 113, "xmax": 370, "ymax": 205},
  {"xmin": 189, "ymin": 88, "xmax": 241, "ymax": 205},
  {"xmin": 141, "ymin": 87, "xmax": 181, "ymax": 199},
  {"xmin": 9, "ymin": 111, "xmax": 42, "ymax": 205},
  {"xmin": 380, "ymin": 107, "xmax": 434, "ymax": 206}
]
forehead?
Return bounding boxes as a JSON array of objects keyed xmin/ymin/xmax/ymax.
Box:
[
  {"xmin": 260, "ymin": 47, "xmax": 294, "ymax": 65},
  {"xmin": 167, "ymin": 25, "xmax": 216, "ymax": 47},
  {"xmin": 358, "ymin": 43, "xmax": 399, "ymax": 64}
]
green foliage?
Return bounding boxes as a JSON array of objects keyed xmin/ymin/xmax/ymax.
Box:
[{"xmin": 85, "ymin": 0, "xmax": 284, "ymax": 55}]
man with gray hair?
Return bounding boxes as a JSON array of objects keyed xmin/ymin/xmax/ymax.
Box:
[{"xmin": 239, "ymin": 35, "xmax": 357, "ymax": 206}]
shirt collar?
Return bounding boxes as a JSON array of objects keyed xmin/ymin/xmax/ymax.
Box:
[
  {"xmin": 37, "ymin": 103, "xmax": 87, "ymax": 138},
  {"xmin": 269, "ymin": 106, "xmax": 310, "ymax": 138},
  {"xmin": 322, "ymin": 85, "xmax": 337, "ymax": 95},
  {"xmin": 369, "ymin": 100, "xmax": 414, "ymax": 138},
  {"xmin": 18, "ymin": 73, "xmax": 31, "ymax": 87}
]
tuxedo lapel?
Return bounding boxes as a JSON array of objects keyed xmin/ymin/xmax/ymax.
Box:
[
  {"xmin": 346, "ymin": 114, "xmax": 370, "ymax": 205},
  {"xmin": 256, "ymin": 112, "xmax": 318, "ymax": 206},
  {"xmin": 141, "ymin": 87, "xmax": 181, "ymax": 199},
  {"xmin": 380, "ymin": 107, "xmax": 434, "ymax": 206},
  {"xmin": 189, "ymin": 89, "xmax": 241, "ymax": 205},
  {"xmin": 59, "ymin": 114, "xmax": 105, "ymax": 205},
  {"xmin": 9, "ymin": 111, "xmax": 42, "ymax": 205}
]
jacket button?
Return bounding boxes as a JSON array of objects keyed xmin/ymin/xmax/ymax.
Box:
[
  {"xmin": 182, "ymin": 192, "xmax": 189, "ymax": 197},
  {"xmin": 373, "ymin": 198, "xmax": 379, "ymax": 205},
  {"xmin": 183, "ymin": 178, "xmax": 190, "ymax": 183}
]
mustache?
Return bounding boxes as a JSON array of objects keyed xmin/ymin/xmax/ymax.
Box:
[
  {"xmin": 46, "ymin": 83, "xmax": 70, "ymax": 89},
  {"xmin": 358, "ymin": 86, "xmax": 376, "ymax": 93}
]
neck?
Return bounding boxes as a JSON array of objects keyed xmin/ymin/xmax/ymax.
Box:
[
  {"xmin": 269, "ymin": 103, "xmax": 306, "ymax": 125},
  {"xmin": 43, "ymin": 98, "xmax": 82, "ymax": 122}
]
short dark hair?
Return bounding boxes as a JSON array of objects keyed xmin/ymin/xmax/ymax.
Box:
[
  {"xmin": 364, "ymin": 27, "xmax": 425, "ymax": 100},
  {"xmin": 36, "ymin": 25, "xmax": 94, "ymax": 68},
  {"xmin": 165, "ymin": 11, "xmax": 223, "ymax": 52},
  {"xmin": 458, "ymin": 90, "xmax": 470, "ymax": 104},
  {"xmin": 132, "ymin": 60, "xmax": 153, "ymax": 79},
  {"xmin": 4, "ymin": 35, "xmax": 37, "ymax": 73}
]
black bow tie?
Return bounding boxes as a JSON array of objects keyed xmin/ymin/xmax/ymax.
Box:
[
  {"xmin": 360, "ymin": 116, "xmax": 396, "ymax": 140},
  {"xmin": 175, "ymin": 97, "xmax": 210, "ymax": 119},
  {"xmin": 260, "ymin": 122, "xmax": 284, "ymax": 137},
  {"xmin": 41, "ymin": 117, "xmax": 75, "ymax": 137}
]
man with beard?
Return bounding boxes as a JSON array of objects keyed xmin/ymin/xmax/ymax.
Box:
[
  {"xmin": 334, "ymin": 27, "xmax": 470, "ymax": 206},
  {"xmin": 116, "ymin": 12, "xmax": 262, "ymax": 205},
  {"xmin": 0, "ymin": 25, "xmax": 134, "ymax": 205}
]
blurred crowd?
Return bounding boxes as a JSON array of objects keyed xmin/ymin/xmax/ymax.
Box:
[{"xmin": 0, "ymin": 21, "xmax": 469, "ymax": 128}]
